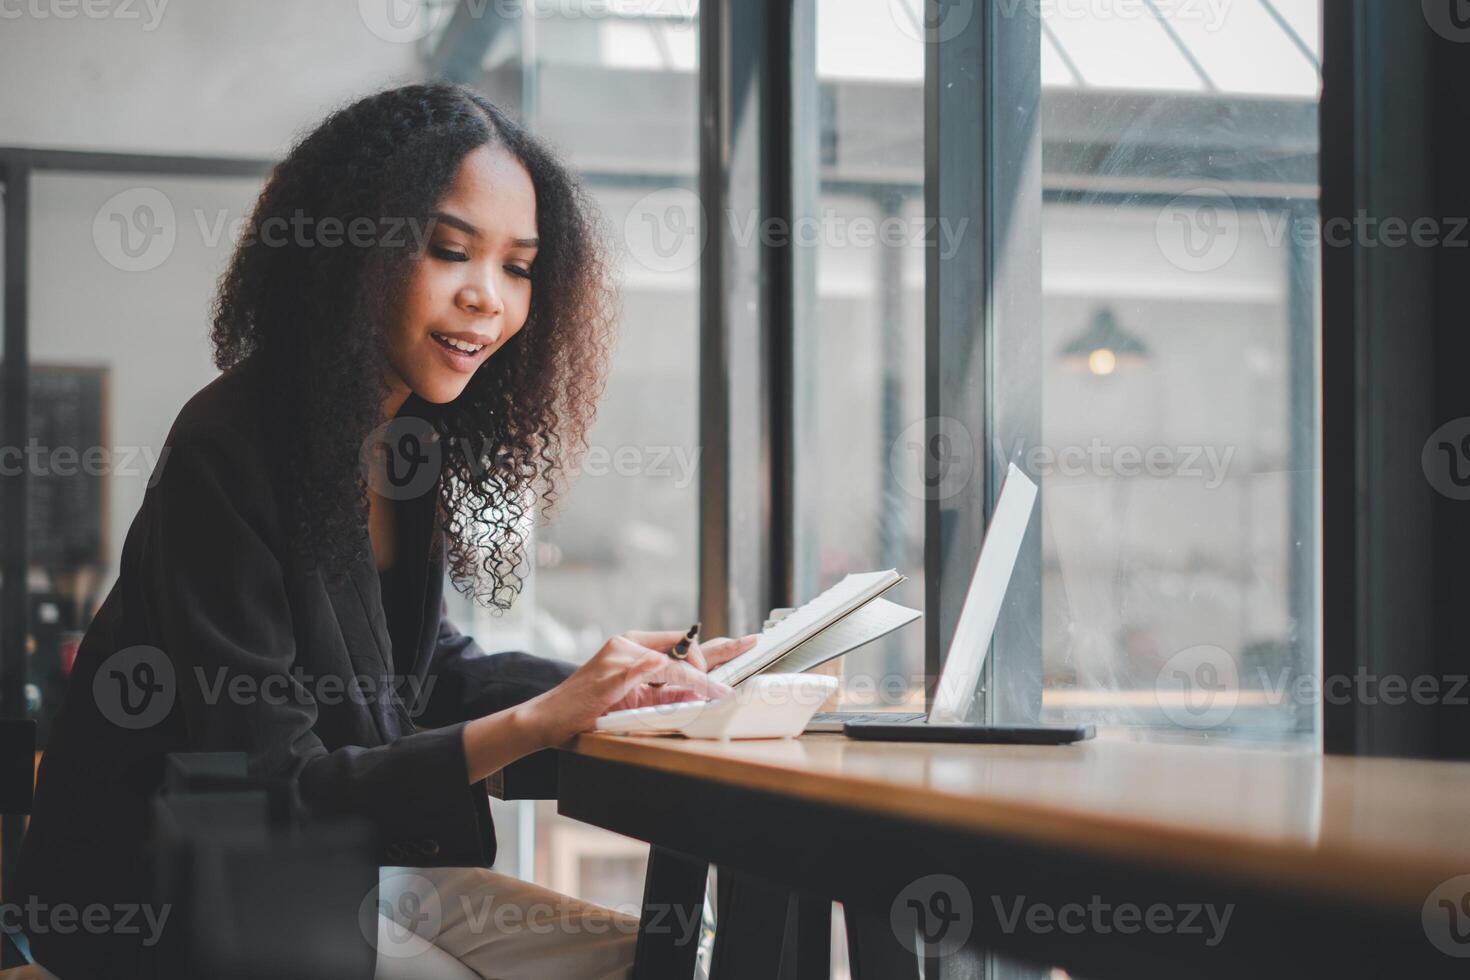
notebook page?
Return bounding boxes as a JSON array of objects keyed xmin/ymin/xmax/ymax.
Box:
[
  {"xmin": 757, "ymin": 597, "xmax": 921, "ymax": 676},
  {"xmin": 709, "ymin": 570, "xmax": 904, "ymax": 686}
]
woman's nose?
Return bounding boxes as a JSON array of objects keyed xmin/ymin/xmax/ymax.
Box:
[{"xmin": 456, "ymin": 279, "xmax": 505, "ymax": 319}]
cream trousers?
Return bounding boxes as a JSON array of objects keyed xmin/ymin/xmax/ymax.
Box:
[{"xmin": 371, "ymin": 866, "xmax": 639, "ymax": 980}]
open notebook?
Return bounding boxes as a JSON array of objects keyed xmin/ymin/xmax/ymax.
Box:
[
  {"xmin": 710, "ymin": 570, "xmax": 919, "ymax": 686},
  {"xmin": 595, "ymin": 569, "xmax": 920, "ymax": 737}
]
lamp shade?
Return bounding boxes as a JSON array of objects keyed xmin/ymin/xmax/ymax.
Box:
[{"xmin": 1058, "ymin": 307, "xmax": 1149, "ymax": 376}]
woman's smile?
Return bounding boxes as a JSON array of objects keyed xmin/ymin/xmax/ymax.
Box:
[{"xmin": 430, "ymin": 329, "xmax": 495, "ymax": 372}]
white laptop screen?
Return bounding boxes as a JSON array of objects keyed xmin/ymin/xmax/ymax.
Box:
[{"xmin": 928, "ymin": 464, "xmax": 1039, "ymax": 724}]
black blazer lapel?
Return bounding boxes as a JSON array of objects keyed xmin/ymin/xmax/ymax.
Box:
[
  {"xmin": 392, "ymin": 393, "xmax": 444, "ymax": 682},
  {"xmin": 412, "ymin": 521, "xmax": 449, "ymax": 679},
  {"xmin": 402, "ymin": 476, "xmax": 442, "ymax": 680},
  {"xmin": 321, "ymin": 519, "xmax": 398, "ymax": 741}
]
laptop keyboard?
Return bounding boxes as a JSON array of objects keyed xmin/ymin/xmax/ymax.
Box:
[{"xmin": 806, "ymin": 711, "xmax": 926, "ymax": 732}]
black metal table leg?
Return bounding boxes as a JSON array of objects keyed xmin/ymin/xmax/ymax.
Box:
[
  {"xmin": 709, "ymin": 869, "xmax": 791, "ymax": 980},
  {"xmin": 781, "ymin": 895, "xmax": 831, "ymax": 980},
  {"xmin": 845, "ymin": 905, "xmax": 920, "ymax": 980},
  {"xmin": 633, "ymin": 847, "xmax": 709, "ymax": 980}
]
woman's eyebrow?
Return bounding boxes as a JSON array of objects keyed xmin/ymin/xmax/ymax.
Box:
[
  {"xmin": 430, "ymin": 210, "xmax": 480, "ymax": 237},
  {"xmin": 429, "ymin": 211, "xmax": 539, "ymax": 249}
]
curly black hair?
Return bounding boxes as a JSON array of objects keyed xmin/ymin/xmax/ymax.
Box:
[{"xmin": 210, "ymin": 82, "xmax": 616, "ymax": 610}]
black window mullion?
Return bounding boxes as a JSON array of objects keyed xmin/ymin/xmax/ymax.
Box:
[
  {"xmin": 1320, "ymin": 1, "xmax": 1441, "ymax": 758},
  {"xmin": 1, "ymin": 156, "xmax": 30, "ymax": 725},
  {"xmin": 765, "ymin": 0, "xmax": 796, "ymax": 613},
  {"xmin": 0, "ymin": 155, "xmax": 32, "ymax": 916},
  {"xmin": 699, "ymin": 0, "xmax": 792, "ymax": 638}
]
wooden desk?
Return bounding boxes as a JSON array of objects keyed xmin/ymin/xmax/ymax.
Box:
[{"xmin": 549, "ymin": 731, "xmax": 1470, "ymax": 980}]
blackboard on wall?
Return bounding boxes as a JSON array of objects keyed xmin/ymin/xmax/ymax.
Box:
[{"xmin": 0, "ymin": 365, "xmax": 109, "ymax": 570}]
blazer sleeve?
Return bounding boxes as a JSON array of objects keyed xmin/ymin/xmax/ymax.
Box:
[
  {"xmin": 144, "ymin": 434, "xmax": 486, "ymax": 864},
  {"xmin": 412, "ymin": 603, "xmax": 577, "ymax": 730}
]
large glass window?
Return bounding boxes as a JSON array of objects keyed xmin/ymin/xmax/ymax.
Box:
[
  {"xmin": 1001, "ymin": 0, "xmax": 1323, "ymax": 745},
  {"xmin": 792, "ymin": 0, "xmax": 927, "ymax": 713}
]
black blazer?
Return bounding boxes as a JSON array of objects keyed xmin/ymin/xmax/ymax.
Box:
[{"xmin": 14, "ymin": 365, "xmax": 575, "ymax": 977}]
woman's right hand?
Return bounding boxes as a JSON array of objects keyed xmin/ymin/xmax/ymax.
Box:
[{"xmin": 519, "ymin": 631, "xmax": 733, "ymax": 747}]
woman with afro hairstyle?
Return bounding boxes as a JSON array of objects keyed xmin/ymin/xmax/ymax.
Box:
[{"xmin": 15, "ymin": 82, "xmax": 756, "ymax": 979}]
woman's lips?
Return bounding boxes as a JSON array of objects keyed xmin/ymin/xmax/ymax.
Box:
[
  {"xmin": 432, "ymin": 330, "xmax": 486, "ymax": 354},
  {"xmin": 430, "ymin": 331, "xmax": 486, "ymax": 372}
]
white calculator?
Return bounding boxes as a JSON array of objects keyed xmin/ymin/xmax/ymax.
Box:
[{"xmin": 594, "ymin": 674, "xmax": 838, "ymax": 739}]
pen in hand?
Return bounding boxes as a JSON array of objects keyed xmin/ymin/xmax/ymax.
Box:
[
  {"xmin": 648, "ymin": 623, "xmax": 699, "ymax": 688},
  {"xmin": 669, "ymin": 622, "xmax": 699, "ymax": 661}
]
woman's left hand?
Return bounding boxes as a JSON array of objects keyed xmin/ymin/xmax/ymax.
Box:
[{"xmin": 680, "ymin": 634, "xmax": 759, "ymax": 674}]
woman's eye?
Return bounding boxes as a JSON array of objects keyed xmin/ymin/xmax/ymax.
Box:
[
  {"xmin": 431, "ymin": 246, "xmax": 469, "ymax": 262},
  {"xmin": 506, "ymin": 265, "xmax": 533, "ymax": 280}
]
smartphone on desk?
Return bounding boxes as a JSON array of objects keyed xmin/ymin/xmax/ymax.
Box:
[{"xmin": 842, "ymin": 722, "xmax": 1095, "ymax": 745}]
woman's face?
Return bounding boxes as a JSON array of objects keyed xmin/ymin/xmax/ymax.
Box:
[{"xmin": 384, "ymin": 142, "xmax": 539, "ymax": 407}]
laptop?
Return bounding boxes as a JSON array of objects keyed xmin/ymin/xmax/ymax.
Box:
[{"xmin": 810, "ymin": 463, "xmax": 1095, "ymax": 745}]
